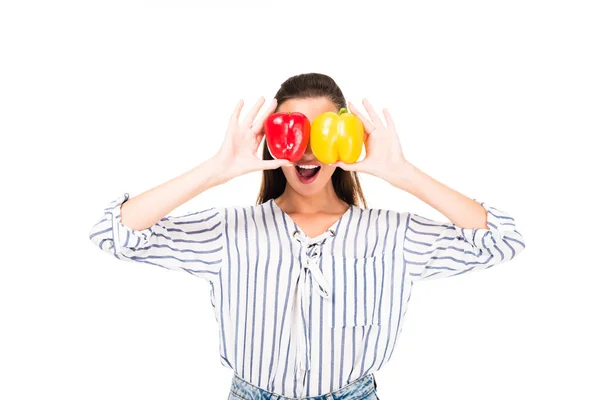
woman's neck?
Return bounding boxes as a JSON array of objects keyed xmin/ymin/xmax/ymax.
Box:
[{"xmin": 274, "ymin": 186, "xmax": 349, "ymax": 215}]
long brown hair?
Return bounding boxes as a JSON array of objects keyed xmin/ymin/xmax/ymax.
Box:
[{"xmin": 256, "ymin": 73, "xmax": 368, "ymax": 208}]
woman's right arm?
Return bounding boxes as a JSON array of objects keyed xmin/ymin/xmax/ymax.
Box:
[
  {"xmin": 118, "ymin": 156, "xmax": 230, "ymax": 233},
  {"xmin": 87, "ymin": 157, "xmax": 232, "ymax": 281},
  {"xmin": 88, "ymin": 97, "xmax": 291, "ymax": 281}
]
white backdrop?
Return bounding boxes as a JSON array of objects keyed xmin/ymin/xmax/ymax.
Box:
[{"xmin": 1, "ymin": 0, "xmax": 598, "ymax": 399}]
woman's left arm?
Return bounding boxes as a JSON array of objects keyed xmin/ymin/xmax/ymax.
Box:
[
  {"xmin": 334, "ymin": 99, "xmax": 527, "ymax": 281},
  {"xmin": 389, "ymin": 161, "xmax": 489, "ymax": 229}
]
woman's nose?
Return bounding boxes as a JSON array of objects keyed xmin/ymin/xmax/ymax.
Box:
[{"xmin": 305, "ymin": 141, "xmax": 313, "ymax": 155}]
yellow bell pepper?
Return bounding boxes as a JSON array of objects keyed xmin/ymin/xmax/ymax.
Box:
[{"xmin": 310, "ymin": 108, "xmax": 364, "ymax": 164}]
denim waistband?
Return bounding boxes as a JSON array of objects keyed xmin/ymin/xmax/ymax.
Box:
[{"xmin": 229, "ymin": 372, "xmax": 377, "ymax": 400}]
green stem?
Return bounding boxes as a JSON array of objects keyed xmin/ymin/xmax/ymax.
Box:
[{"xmin": 339, "ymin": 108, "xmax": 348, "ymax": 115}]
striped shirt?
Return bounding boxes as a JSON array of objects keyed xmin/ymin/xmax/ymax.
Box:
[{"xmin": 88, "ymin": 192, "xmax": 526, "ymax": 398}]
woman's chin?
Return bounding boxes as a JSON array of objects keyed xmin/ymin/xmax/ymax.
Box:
[{"xmin": 285, "ymin": 175, "xmax": 323, "ymax": 193}]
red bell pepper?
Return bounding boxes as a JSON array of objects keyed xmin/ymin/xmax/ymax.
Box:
[{"xmin": 264, "ymin": 112, "xmax": 310, "ymax": 162}]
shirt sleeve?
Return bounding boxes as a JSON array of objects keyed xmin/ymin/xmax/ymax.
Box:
[
  {"xmin": 88, "ymin": 192, "xmax": 225, "ymax": 282},
  {"xmin": 403, "ymin": 199, "xmax": 526, "ymax": 282}
]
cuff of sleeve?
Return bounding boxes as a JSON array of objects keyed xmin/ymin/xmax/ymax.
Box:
[
  {"xmin": 105, "ymin": 192, "xmax": 153, "ymax": 253},
  {"xmin": 459, "ymin": 198, "xmax": 510, "ymax": 248}
]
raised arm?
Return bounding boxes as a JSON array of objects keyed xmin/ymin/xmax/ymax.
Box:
[
  {"xmin": 396, "ymin": 163, "xmax": 526, "ymax": 281},
  {"xmin": 88, "ymin": 156, "xmax": 230, "ymax": 281},
  {"xmin": 88, "ymin": 97, "xmax": 291, "ymax": 281},
  {"xmin": 117, "ymin": 157, "xmax": 228, "ymax": 232},
  {"xmin": 331, "ymin": 98, "xmax": 526, "ymax": 281}
]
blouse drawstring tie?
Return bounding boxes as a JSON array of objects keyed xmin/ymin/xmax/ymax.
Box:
[{"xmin": 292, "ymin": 229, "xmax": 335, "ymax": 380}]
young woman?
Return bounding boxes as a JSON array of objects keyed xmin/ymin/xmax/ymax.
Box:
[{"xmin": 89, "ymin": 73, "xmax": 526, "ymax": 400}]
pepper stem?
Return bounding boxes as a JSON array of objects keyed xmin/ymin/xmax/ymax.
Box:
[{"xmin": 339, "ymin": 108, "xmax": 349, "ymax": 115}]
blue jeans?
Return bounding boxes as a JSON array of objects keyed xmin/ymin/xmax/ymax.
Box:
[{"xmin": 228, "ymin": 372, "xmax": 380, "ymax": 400}]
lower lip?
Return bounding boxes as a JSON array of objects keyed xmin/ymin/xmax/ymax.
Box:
[{"xmin": 295, "ymin": 166, "xmax": 320, "ymax": 184}]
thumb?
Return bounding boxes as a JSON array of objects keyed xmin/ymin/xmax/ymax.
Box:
[
  {"xmin": 263, "ymin": 159, "xmax": 294, "ymax": 170},
  {"xmin": 333, "ymin": 161, "xmax": 360, "ymax": 171}
]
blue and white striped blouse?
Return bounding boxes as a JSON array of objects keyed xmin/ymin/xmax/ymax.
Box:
[{"xmin": 88, "ymin": 192, "xmax": 526, "ymax": 398}]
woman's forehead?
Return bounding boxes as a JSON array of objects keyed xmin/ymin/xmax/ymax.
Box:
[{"xmin": 277, "ymin": 97, "xmax": 338, "ymax": 120}]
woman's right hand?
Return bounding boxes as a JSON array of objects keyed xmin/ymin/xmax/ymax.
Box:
[{"xmin": 211, "ymin": 97, "xmax": 292, "ymax": 183}]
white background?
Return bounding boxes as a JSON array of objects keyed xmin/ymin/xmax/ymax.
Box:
[{"xmin": 1, "ymin": 0, "xmax": 598, "ymax": 399}]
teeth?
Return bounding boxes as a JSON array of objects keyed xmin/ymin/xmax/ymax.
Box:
[{"xmin": 296, "ymin": 165, "xmax": 319, "ymax": 169}]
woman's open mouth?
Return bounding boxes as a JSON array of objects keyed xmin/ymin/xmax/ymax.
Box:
[{"xmin": 295, "ymin": 164, "xmax": 321, "ymax": 184}]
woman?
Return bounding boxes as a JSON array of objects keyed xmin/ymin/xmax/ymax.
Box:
[{"xmin": 88, "ymin": 73, "xmax": 526, "ymax": 399}]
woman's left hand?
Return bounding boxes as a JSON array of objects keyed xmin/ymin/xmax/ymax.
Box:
[{"xmin": 333, "ymin": 98, "xmax": 413, "ymax": 185}]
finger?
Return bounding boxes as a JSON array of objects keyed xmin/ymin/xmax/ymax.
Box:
[
  {"xmin": 251, "ymin": 98, "xmax": 278, "ymax": 135},
  {"xmin": 262, "ymin": 158, "xmax": 294, "ymax": 170},
  {"xmin": 333, "ymin": 160, "xmax": 361, "ymax": 172},
  {"xmin": 228, "ymin": 99, "xmax": 244, "ymax": 128},
  {"xmin": 242, "ymin": 96, "xmax": 266, "ymax": 128},
  {"xmin": 382, "ymin": 108, "xmax": 397, "ymax": 133},
  {"xmin": 348, "ymin": 101, "xmax": 376, "ymax": 133},
  {"xmin": 362, "ymin": 98, "xmax": 385, "ymax": 129}
]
